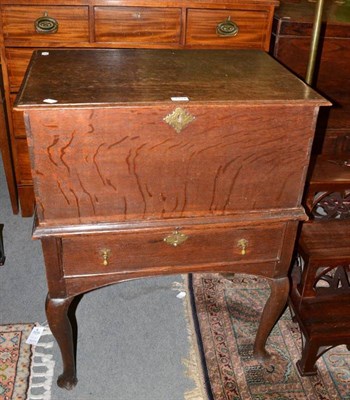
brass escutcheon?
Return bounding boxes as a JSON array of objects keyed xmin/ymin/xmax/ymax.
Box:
[
  {"xmin": 100, "ymin": 249, "xmax": 111, "ymax": 266},
  {"xmin": 163, "ymin": 107, "xmax": 195, "ymax": 133},
  {"xmin": 237, "ymin": 239, "xmax": 248, "ymax": 255},
  {"xmin": 163, "ymin": 229, "xmax": 189, "ymax": 247}
]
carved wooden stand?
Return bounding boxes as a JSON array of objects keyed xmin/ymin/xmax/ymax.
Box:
[
  {"xmin": 289, "ymin": 155, "xmax": 350, "ymax": 375},
  {"xmin": 290, "ymin": 222, "xmax": 350, "ymax": 375}
]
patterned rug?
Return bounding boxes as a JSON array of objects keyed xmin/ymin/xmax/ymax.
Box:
[
  {"xmin": 0, "ymin": 324, "xmax": 35, "ymax": 400},
  {"xmin": 189, "ymin": 274, "xmax": 350, "ymax": 400},
  {"xmin": 0, "ymin": 324, "xmax": 54, "ymax": 400}
]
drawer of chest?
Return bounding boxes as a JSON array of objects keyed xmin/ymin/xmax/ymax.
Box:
[
  {"xmin": 94, "ymin": 7, "xmax": 181, "ymax": 45},
  {"xmin": 14, "ymin": 138, "xmax": 32, "ymax": 184},
  {"xmin": 1, "ymin": 6, "xmax": 89, "ymax": 45},
  {"xmin": 10, "ymin": 95, "xmax": 26, "ymax": 138},
  {"xmin": 5, "ymin": 48, "xmax": 34, "ymax": 92},
  {"xmin": 61, "ymin": 223, "xmax": 285, "ymax": 277},
  {"xmin": 186, "ymin": 9, "xmax": 269, "ymax": 49}
]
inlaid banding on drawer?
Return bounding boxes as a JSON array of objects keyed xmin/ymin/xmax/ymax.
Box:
[
  {"xmin": 186, "ymin": 9, "xmax": 269, "ymax": 49},
  {"xmin": 1, "ymin": 6, "xmax": 89, "ymax": 44},
  {"xmin": 94, "ymin": 7, "xmax": 182, "ymax": 44},
  {"xmin": 61, "ymin": 223, "xmax": 284, "ymax": 276}
]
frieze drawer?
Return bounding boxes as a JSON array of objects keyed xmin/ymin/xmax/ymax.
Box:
[
  {"xmin": 61, "ymin": 223, "xmax": 285, "ymax": 277},
  {"xmin": 1, "ymin": 6, "xmax": 89, "ymax": 45}
]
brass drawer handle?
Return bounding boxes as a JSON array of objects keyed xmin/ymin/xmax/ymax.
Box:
[
  {"xmin": 100, "ymin": 249, "xmax": 111, "ymax": 266},
  {"xmin": 237, "ymin": 239, "xmax": 248, "ymax": 255},
  {"xmin": 216, "ymin": 17, "xmax": 239, "ymax": 37},
  {"xmin": 35, "ymin": 12, "xmax": 59, "ymax": 34},
  {"xmin": 164, "ymin": 229, "xmax": 189, "ymax": 247}
]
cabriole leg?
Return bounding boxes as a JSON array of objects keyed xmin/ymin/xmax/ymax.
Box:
[
  {"xmin": 253, "ymin": 276, "xmax": 289, "ymax": 360},
  {"xmin": 46, "ymin": 294, "xmax": 78, "ymax": 389}
]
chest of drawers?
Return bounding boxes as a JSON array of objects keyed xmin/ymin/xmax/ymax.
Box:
[
  {"xmin": 15, "ymin": 48, "xmax": 328, "ymax": 388},
  {"xmin": 0, "ymin": 0, "xmax": 278, "ymax": 217}
]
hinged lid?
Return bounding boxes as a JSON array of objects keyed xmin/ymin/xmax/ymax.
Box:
[{"xmin": 15, "ymin": 49, "xmax": 329, "ymax": 109}]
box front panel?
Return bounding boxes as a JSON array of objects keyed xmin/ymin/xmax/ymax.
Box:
[{"xmin": 26, "ymin": 104, "xmax": 315, "ymax": 225}]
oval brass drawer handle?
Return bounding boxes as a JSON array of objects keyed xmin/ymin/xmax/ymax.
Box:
[
  {"xmin": 100, "ymin": 249, "xmax": 111, "ymax": 266},
  {"xmin": 216, "ymin": 17, "xmax": 239, "ymax": 37},
  {"xmin": 35, "ymin": 12, "xmax": 59, "ymax": 34},
  {"xmin": 164, "ymin": 229, "xmax": 189, "ymax": 247},
  {"xmin": 237, "ymin": 239, "xmax": 248, "ymax": 255}
]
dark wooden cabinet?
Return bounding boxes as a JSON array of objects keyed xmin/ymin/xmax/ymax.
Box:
[
  {"xmin": 290, "ymin": 219, "xmax": 350, "ymax": 375},
  {"xmin": 271, "ymin": 0, "xmax": 350, "ymax": 375},
  {"xmin": 0, "ymin": 0, "xmax": 278, "ymax": 217},
  {"xmin": 270, "ymin": 0, "xmax": 350, "ymax": 156},
  {"xmin": 15, "ymin": 48, "xmax": 328, "ymax": 388}
]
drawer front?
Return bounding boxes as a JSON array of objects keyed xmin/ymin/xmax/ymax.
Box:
[
  {"xmin": 14, "ymin": 138, "xmax": 32, "ymax": 184},
  {"xmin": 62, "ymin": 223, "xmax": 284, "ymax": 276},
  {"xmin": 5, "ymin": 48, "xmax": 33, "ymax": 92},
  {"xmin": 186, "ymin": 9, "xmax": 269, "ymax": 49},
  {"xmin": 1, "ymin": 6, "xmax": 89, "ymax": 45},
  {"xmin": 10, "ymin": 95, "xmax": 26, "ymax": 138},
  {"xmin": 320, "ymin": 131, "xmax": 350, "ymax": 156},
  {"xmin": 94, "ymin": 7, "xmax": 181, "ymax": 45}
]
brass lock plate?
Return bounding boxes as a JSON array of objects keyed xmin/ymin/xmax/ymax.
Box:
[
  {"xmin": 163, "ymin": 229, "xmax": 189, "ymax": 247},
  {"xmin": 163, "ymin": 107, "xmax": 195, "ymax": 133}
]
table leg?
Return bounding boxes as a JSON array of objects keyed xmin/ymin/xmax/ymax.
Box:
[
  {"xmin": 0, "ymin": 224, "xmax": 5, "ymax": 266},
  {"xmin": 253, "ymin": 276, "xmax": 289, "ymax": 360},
  {"xmin": 46, "ymin": 294, "xmax": 78, "ymax": 389},
  {"xmin": 296, "ymin": 339, "xmax": 319, "ymax": 376}
]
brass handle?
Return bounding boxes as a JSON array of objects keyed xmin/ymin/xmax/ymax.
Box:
[
  {"xmin": 237, "ymin": 239, "xmax": 248, "ymax": 255},
  {"xmin": 164, "ymin": 229, "xmax": 189, "ymax": 247},
  {"xmin": 100, "ymin": 249, "xmax": 111, "ymax": 266},
  {"xmin": 216, "ymin": 17, "xmax": 239, "ymax": 37},
  {"xmin": 34, "ymin": 12, "xmax": 59, "ymax": 34}
]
